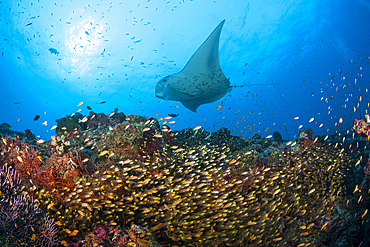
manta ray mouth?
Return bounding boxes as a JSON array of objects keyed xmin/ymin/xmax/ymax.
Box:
[
  {"xmin": 155, "ymin": 75, "xmax": 170, "ymax": 99},
  {"xmin": 155, "ymin": 82, "xmax": 166, "ymax": 99}
]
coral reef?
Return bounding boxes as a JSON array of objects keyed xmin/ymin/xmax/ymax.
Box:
[
  {"xmin": 0, "ymin": 122, "xmax": 34, "ymax": 141},
  {"xmin": 55, "ymin": 114, "xmax": 82, "ymax": 136},
  {"xmin": 353, "ymin": 114, "xmax": 370, "ymax": 140},
  {"xmin": 272, "ymin": 130, "xmax": 283, "ymax": 142},
  {"xmin": 85, "ymin": 111, "xmax": 125, "ymax": 131},
  {"xmin": 173, "ymin": 127, "xmax": 248, "ymax": 153},
  {"xmin": 295, "ymin": 128, "xmax": 314, "ymax": 149},
  {"xmin": 0, "ymin": 109, "xmax": 366, "ymax": 246},
  {"xmin": 0, "ymin": 165, "xmax": 58, "ymax": 247},
  {"xmin": 34, "ymin": 129, "xmax": 346, "ymax": 246},
  {"xmin": 0, "ymin": 137, "xmax": 85, "ymax": 204},
  {"xmin": 69, "ymin": 223, "xmax": 160, "ymax": 247}
]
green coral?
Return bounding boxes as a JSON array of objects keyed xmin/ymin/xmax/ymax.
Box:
[
  {"xmin": 55, "ymin": 117, "xmax": 81, "ymax": 136},
  {"xmin": 114, "ymin": 122, "xmax": 143, "ymax": 144},
  {"xmin": 91, "ymin": 122, "xmax": 144, "ymax": 162},
  {"xmin": 0, "ymin": 122, "xmax": 12, "ymax": 129}
]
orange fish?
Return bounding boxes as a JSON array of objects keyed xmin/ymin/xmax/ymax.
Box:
[
  {"xmin": 306, "ymin": 223, "xmax": 314, "ymax": 229},
  {"xmin": 151, "ymin": 223, "xmax": 163, "ymax": 231},
  {"xmin": 61, "ymin": 241, "xmax": 68, "ymax": 246}
]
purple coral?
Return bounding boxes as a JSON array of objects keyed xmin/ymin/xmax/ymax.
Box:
[{"xmin": 0, "ymin": 165, "xmax": 58, "ymax": 246}]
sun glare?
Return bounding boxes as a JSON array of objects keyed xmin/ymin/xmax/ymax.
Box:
[{"xmin": 66, "ymin": 17, "xmax": 104, "ymax": 57}]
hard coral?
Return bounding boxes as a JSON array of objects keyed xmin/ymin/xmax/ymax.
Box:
[
  {"xmin": 94, "ymin": 122, "xmax": 143, "ymax": 162},
  {"xmin": 0, "ymin": 165, "xmax": 58, "ymax": 247},
  {"xmin": 160, "ymin": 124, "xmax": 173, "ymax": 145},
  {"xmin": 126, "ymin": 114, "xmax": 147, "ymax": 124},
  {"xmin": 85, "ymin": 111, "xmax": 126, "ymax": 131},
  {"xmin": 296, "ymin": 128, "xmax": 314, "ymax": 149},
  {"xmin": 0, "ymin": 122, "xmax": 29, "ymax": 140},
  {"xmin": 353, "ymin": 114, "xmax": 370, "ymax": 140},
  {"xmin": 56, "ymin": 115, "xmax": 82, "ymax": 136}
]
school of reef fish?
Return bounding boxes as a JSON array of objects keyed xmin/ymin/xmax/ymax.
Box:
[{"xmin": 1, "ymin": 109, "xmax": 370, "ymax": 247}]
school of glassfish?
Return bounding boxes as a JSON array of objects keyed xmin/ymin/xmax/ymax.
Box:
[{"xmin": 1, "ymin": 106, "xmax": 358, "ymax": 247}]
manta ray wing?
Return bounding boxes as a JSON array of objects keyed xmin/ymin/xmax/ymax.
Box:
[{"xmin": 155, "ymin": 20, "xmax": 231, "ymax": 112}]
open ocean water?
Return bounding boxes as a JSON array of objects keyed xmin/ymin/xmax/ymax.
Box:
[{"xmin": 0, "ymin": 0, "xmax": 370, "ymax": 246}]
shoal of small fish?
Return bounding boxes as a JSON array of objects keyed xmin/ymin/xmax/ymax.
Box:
[{"xmin": 31, "ymin": 131, "xmax": 348, "ymax": 246}]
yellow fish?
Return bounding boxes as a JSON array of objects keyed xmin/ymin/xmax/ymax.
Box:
[
  {"xmin": 47, "ymin": 201, "xmax": 55, "ymax": 210},
  {"xmin": 77, "ymin": 101, "xmax": 84, "ymax": 107},
  {"xmin": 99, "ymin": 150, "xmax": 109, "ymax": 157},
  {"xmin": 151, "ymin": 223, "xmax": 163, "ymax": 231},
  {"xmin": 17, "ymin": 156, "xmax": 23, "ymax": 163},
  {"xmin": 31, "ymin": 234, "xmax": 37, "ymax": 241},
  {"xmin": 79, "ymin": 116, "xmax": 88, "ymax": 123},
  {"xmin": 193, "ymin": 126, "xmax": 201, "ymax": 131}
]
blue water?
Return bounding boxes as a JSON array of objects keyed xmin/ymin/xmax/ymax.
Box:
[{"xmin": 0, "ymin": 0, "xmax": 369, "ymax": 141}]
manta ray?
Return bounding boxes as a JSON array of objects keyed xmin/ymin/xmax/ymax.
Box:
[{"xmin": 155, "ymin": 20, "xmax": 230, "ymax": 112}]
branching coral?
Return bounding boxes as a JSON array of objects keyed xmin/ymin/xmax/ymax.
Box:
[{"xmin": 0, "ymin": 137, "xmax": 84, "ymax": 204}]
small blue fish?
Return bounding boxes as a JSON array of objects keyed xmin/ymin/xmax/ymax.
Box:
[
  {"xmin": 205, "ymin": 132, "xmax": 212, "ymax": 140},
  {"xmin": 192, "ymin": 129, "xmax": 198, "ymax": 137},
  {"xmin": 48, "ymin": 48, "xmax": 59, "ymax": 55}
]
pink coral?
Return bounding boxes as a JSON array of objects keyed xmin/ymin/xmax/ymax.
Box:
[{"xmin": 69, "ymin": 223, "xmax": 158, "ymax": 247}]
